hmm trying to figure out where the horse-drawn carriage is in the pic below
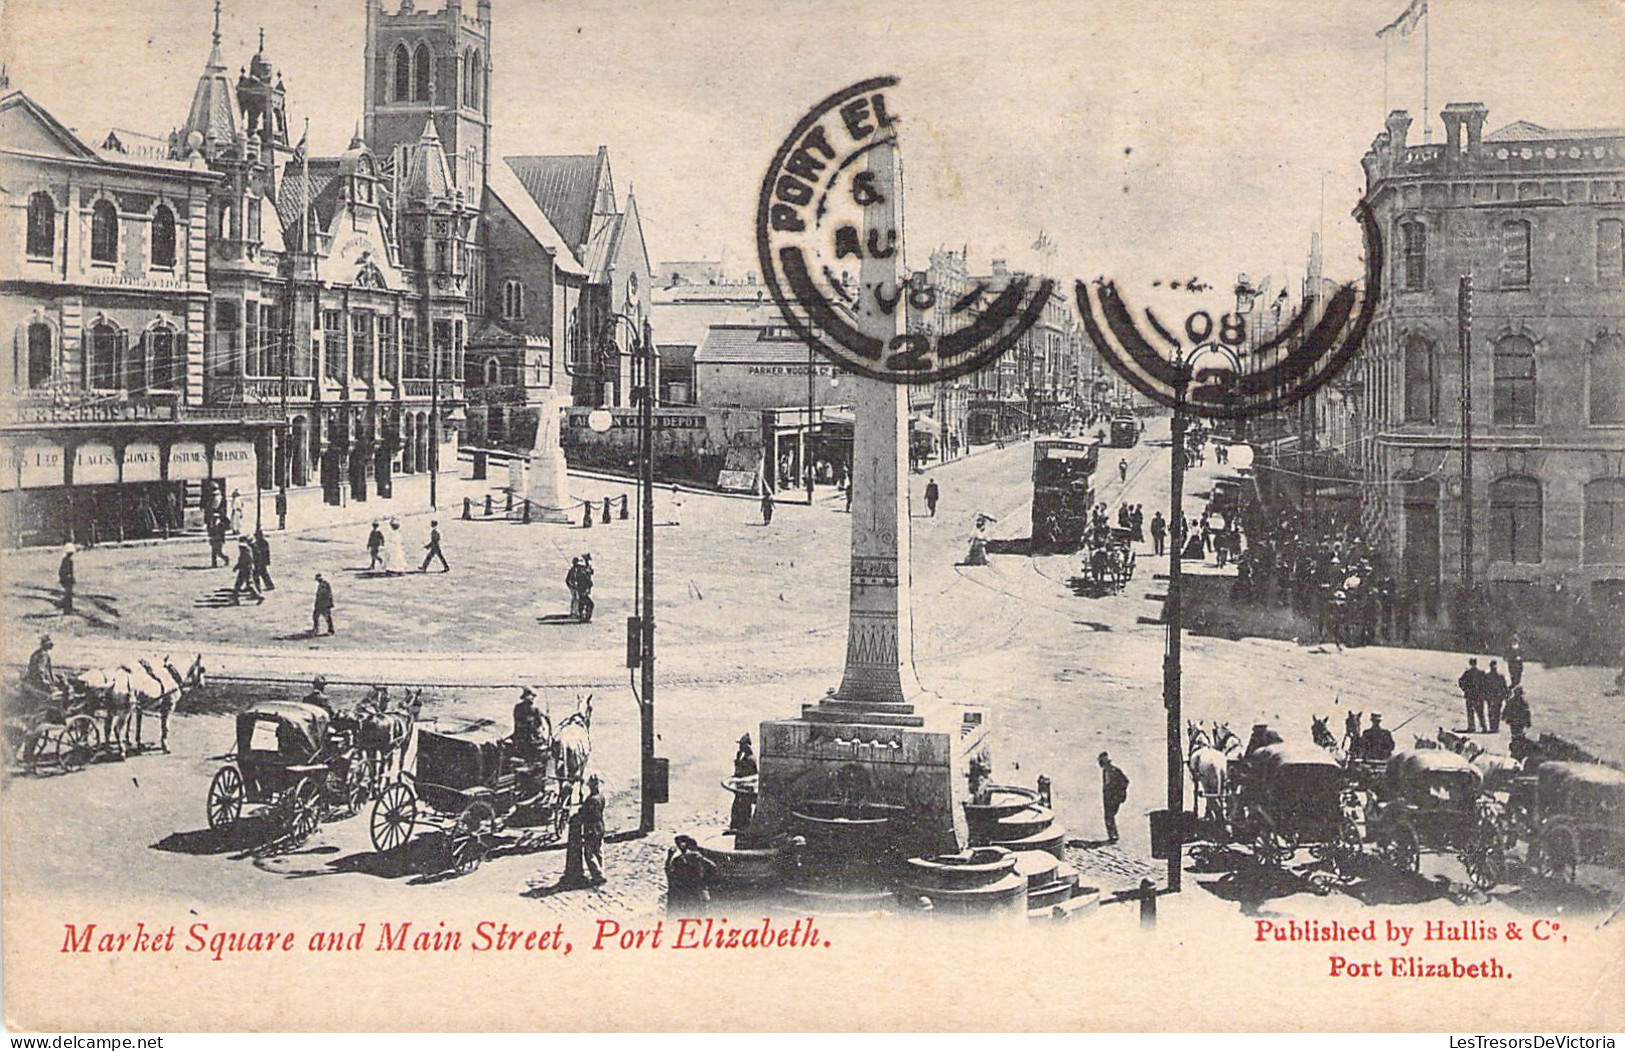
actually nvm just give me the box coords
[1083,528,1136,594]
[1509,761,1625,883]
[1359,750,1506,889]
[368,701,590,874]
[205,701,367,844]
[5,682,101,775]
[1198,742,1361,871]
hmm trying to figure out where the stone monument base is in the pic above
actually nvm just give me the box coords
[747,696,989,865]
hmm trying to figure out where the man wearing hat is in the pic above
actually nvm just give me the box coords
[1358,713,1395,761]
[728,733,759,834]
[579,774,606,884]
[302,676,333,714]
[512,687,543,761]
[231,537,262,603]
[1098,751,1129,843]
[24,635,63,703]
[58,544,76,613]
[665,835,718,915]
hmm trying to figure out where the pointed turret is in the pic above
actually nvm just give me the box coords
[177,0,239,158]
[399,117,453,203]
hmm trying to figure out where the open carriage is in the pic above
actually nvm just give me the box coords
[368,718,574,874]
[1212,743,1361,871]
[1361,750,1505,889]
[205,701,366,843]
[1510,761,1625,883]
[6,682,101,776]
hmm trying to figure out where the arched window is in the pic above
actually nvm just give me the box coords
[125,327,147,393]
[1501,219,1532,288]
[502,278,523,319]
[484,357,500,385]
[1403,334,1435,422]
[468,51,482,109]
[27,193,55,258]
[1591,335,1625,425]
[90,199,119,264]
[151,205,177,269]
[1401,220,1426,291]
[1493,335,1537,425]
[148,325,178,390]
[89,321,121,389]
[413,43,431,102]
[1489,475,1542,564]
[1583,478,1625,564]
[26,323,53,388]
[393,43,412,102]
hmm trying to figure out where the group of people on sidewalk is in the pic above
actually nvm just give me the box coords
[1456,643,1533,738]
[364,518,450,576]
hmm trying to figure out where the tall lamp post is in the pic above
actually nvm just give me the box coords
[602,312,662,834]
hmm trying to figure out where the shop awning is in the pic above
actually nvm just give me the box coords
[910,416,941,435]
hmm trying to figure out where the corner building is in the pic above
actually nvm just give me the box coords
[1354,104,1625,630]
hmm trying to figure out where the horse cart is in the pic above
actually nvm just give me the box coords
[1361,750,1506,889]
[1510,761,1625,883]
[1083,528,1136,595]
[205,701,367,844]
[368,718,575,874]
[1206,743,1361,871]
[6,683,101,775]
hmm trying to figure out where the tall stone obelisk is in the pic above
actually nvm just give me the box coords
[520,392,573,522]
[752,133,975,859]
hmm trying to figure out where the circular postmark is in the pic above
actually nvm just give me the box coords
[1076,200,1384,420]
[757,77,1053,385]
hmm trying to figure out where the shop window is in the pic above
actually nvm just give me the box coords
[1493,335,1537,425]
[1489,475,1543,564]
[151,205,177,269]
[90,199,119,264]
[1583,478,1625,564]
[27,193,55,258]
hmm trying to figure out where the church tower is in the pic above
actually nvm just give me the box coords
[363,0,491,203]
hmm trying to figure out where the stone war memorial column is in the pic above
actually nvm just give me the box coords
[752,120,979,862]
[520,392,573,523]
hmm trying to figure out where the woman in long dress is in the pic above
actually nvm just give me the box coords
[229,489,244,535]
[383,517,407,576]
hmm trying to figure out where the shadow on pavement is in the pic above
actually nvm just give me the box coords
[152,816,280,857]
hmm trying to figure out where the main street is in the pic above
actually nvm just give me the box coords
[3,426,1619,919]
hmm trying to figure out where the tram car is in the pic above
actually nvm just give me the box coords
[1030,438,1098,553]
[1109,413,1141,448]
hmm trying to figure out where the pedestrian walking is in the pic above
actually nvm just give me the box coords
[1458,657,1486,733]
[382,517,406,575]
[274,489,288,531]
[229,488,244,535]
[232,537,263,603]
[1131,504,1144,544]
[58,544,76,613]
[419,520,450,572]
[1099,751,1129,843]
[577,554,595,623]
[925,478,940,517]
[311,572,335,635]
[1507,639,1525,688]
[572,774,605,885]
[208,513,228,568]
[1118,458,1128,483]
[366,521,385,571]
[251,529,275,592]
[665,834,718,916]
[1150,511,1167,556]
[761,487,774,526]
[1484,659,1509,733]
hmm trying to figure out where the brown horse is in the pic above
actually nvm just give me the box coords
[345,686,422,794]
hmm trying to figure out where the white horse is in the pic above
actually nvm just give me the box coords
[1186,720,1235,821]
[552,694,593,801]
[76,654,205,754]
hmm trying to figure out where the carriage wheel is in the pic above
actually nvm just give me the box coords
[1251,812,1287,868]
[370,782,417,853]
[23,726,53,775]
[207,766,244,829]
[1329,809,1364,876]
[1461,817,1506,890]
[1537,826,1579,883]
[450,800,497,875]
[343,762,369,816]
[286,777,322,844]
[1385,820,1421,874]
[58,715,99,773]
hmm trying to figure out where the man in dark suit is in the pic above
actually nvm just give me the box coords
[312,573,335,635]
[207,514,228,568]
[58,545,76,613]
[251,530,275,592]
[1458,658,1486,733]
[231,538,262,603]
[579,774,606,884]
[1099,751,1130,843]
[420,519,450,573]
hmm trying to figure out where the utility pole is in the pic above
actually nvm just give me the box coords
[1458,275,1474,643]
[638,317,658,834]
[429,316,439,510]
[806,341,816,504]
[1163,397,1187,894]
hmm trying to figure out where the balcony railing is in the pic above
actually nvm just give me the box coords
[400,380,460,400]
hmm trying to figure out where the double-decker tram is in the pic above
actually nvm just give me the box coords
[1031,438,1099,552]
